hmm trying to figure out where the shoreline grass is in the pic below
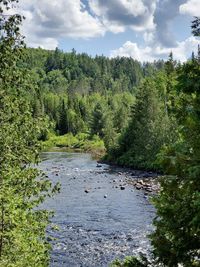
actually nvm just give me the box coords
[42,133,106,159]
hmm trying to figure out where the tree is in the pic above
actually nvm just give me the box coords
[111,255,149,267]
[150,21,200,267]
[45,69,68,94]
[57,99,69,135]
[0,1,58,266]
[111,77,173,170]
[45,47,63,72]
[191,17,200,36]
[102,112,118,153]
[90,102,106,138]
[164,52,177,114]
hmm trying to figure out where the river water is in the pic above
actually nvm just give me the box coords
[39,152,155,267]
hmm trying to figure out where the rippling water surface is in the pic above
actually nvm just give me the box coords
[39,152,155,267]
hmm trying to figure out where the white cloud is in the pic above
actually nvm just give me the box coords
[180,0,200,16]
[4,0,157,49]
[18,0,105,49]
[89,0,147,17]
[170,36,199,61]
[16,0,158,49]
[119,0,147,17]
[5,0,196,58]
[143,32,155,43]
[153,0,187,48]
[110,36,199,62]
[25,36,59,50]
[110,41,154,61]
[89,0,156,32]
[101,19,125,34]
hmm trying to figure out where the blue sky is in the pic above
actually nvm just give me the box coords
[18,0,200,61]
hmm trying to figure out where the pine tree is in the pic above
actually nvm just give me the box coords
[191,16,200,37]
[164,52,177,114]
[57,99,68,135]
[90,102,106,138]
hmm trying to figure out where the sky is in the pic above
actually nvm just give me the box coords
[15,0,200,62]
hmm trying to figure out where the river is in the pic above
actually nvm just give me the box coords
[39,152,155,267]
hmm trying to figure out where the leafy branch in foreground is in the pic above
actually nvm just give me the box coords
[150,22,200,267]
[0,1,59,266]
[110,255,149,267]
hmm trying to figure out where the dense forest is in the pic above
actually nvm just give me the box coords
[0,0,200,266]
[22,46,165,144]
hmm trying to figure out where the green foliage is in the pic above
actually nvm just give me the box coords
[107,47,200,266]
[151,175,200,267]
[18,44,164,141]
[108,73,177,170]
[110,256,148,267]
[0,1,58,266]
[90,102,107,138]
[43,132,79,149]
[57,99,69,135]
[150,49,200,266]
[43,132,105,156]
[2,2,200,267]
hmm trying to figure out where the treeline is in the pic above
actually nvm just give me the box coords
[20,47,165,142]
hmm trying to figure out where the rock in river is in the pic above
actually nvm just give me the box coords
[84,189,90,193]
[96,164,102,168]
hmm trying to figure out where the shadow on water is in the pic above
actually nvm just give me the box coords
[38,152,155,267]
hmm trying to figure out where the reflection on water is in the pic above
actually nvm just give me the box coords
[39,152,155,267]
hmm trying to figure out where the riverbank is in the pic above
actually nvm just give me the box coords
[42,133,106,159]
[42,134,161,195]
[99,158,161,195]
[105,167,160,196]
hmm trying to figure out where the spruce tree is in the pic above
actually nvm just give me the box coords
[191,17,200,37]
[90,102,106,138]
[57,99,68,135]
[114,77,171,169]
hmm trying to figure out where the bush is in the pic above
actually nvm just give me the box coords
[110,256,148,267]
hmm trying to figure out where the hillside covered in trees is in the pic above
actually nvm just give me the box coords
[22,47,164,140]
[0,0,200,266]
